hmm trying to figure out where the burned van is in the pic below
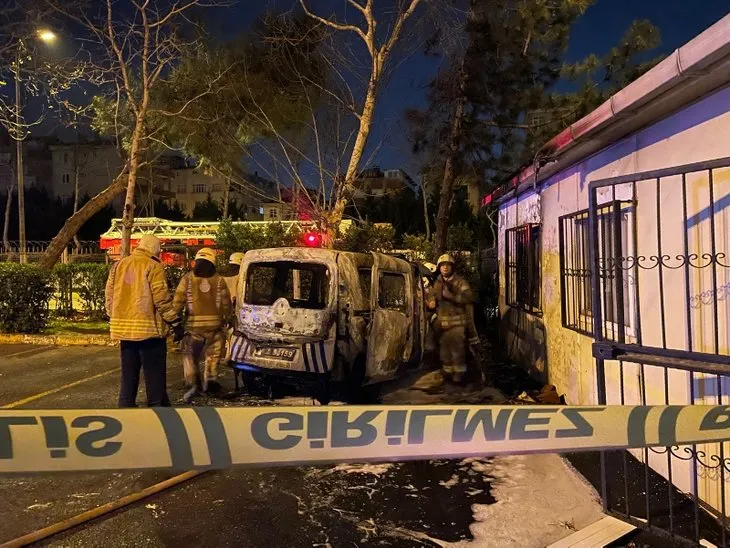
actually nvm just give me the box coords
[228,247,427,403]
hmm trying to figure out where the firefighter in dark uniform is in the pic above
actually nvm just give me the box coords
[427,254,476,383]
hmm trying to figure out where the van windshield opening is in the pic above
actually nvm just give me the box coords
[245,261,330,309]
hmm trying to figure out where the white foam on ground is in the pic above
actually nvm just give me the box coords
[330,463,396,476]
[449,455,603,547]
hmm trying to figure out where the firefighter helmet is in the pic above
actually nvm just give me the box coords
[229,252,244,265]
[195,248,217,263]
[437,253,455,266]
[137,235,162,258]
[423,262,437,273]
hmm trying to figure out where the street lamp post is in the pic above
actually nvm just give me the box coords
[15,44,26,264]
[14,30,56,264]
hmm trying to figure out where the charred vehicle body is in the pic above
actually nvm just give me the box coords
[229,248,427,403]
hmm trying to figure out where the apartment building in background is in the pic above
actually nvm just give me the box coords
[49,140,124,200]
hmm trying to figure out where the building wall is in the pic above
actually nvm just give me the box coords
[172,168,225,216]
[498,84,730,509]
[50,143,123,201]
[172,168,267,219]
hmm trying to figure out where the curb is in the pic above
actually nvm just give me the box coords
[0,333,117,347]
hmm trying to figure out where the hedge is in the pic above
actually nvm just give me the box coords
[0,263,55,333]
[53,263,112,320]
[0,262,190,333]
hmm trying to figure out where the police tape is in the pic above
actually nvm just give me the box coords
[2,404,730,473]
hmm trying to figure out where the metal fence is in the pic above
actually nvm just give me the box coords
[0,241,107,264]
[585,157,730,546]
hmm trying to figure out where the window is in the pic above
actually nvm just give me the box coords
[359,268,372,302]
[245,261,329,309]
[63,152,69,165]
[505,224,541,314]
[268,208,278,219]
[559,202,636,341]
[62,173,70,184]
[192,183,207,193]
[212,183,222,192]
[378,272,406,312]
[177,183,186,193]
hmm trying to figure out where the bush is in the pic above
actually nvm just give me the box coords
[165,265,188,291]
[0,264,55,333]
[53,263,75,318]
[216,218,302,258]
[73,264,111,320]
[335,223,395,252]
[52,263,111,320]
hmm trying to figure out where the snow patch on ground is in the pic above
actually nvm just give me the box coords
[330,463,396,476]
[450,454,603,548]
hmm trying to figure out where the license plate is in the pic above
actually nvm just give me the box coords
[254,346,296,361]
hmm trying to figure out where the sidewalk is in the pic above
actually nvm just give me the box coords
[0,333,115,347]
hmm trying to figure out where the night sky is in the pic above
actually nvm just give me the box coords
[217,0,729,178]
[43,1,730,180]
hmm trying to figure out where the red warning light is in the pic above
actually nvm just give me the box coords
[303,232,322,247]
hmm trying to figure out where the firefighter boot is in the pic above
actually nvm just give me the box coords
[183,385,199,403]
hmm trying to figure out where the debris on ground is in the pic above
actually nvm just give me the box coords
[535,384,564,405]
[411,370,445,392]
[512,391,538,404]
[509,384,565,405]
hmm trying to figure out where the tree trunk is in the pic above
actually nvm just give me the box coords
[3,185,13,251]
[328,67,381,232]
[73,161,81,250]
[39,173,127,270]
[222,175,230,218]
[119,120,144,257]
[433,90,467,257]
[420,175,430,241]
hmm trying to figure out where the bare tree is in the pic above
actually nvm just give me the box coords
[0,2,90,263]
[298,0,426,233]
[2,185,13,252]
[45,0,232,261]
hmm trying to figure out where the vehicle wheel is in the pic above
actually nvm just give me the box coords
[343,356,366,403]
[264,380,282,400]
[315,376,332,405]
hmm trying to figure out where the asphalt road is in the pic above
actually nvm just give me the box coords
[0,344,501,547]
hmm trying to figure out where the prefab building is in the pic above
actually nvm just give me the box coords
[488,14,730,543]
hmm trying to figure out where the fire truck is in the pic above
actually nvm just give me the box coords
[99,217,355,265]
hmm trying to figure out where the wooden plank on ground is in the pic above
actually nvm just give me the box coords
[547,515,636,548]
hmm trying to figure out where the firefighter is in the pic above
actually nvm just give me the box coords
[105,234,184,408]
[224,252,244,305]
[174,248,231,402]
[223,252,244,364]
[427,254,475,383]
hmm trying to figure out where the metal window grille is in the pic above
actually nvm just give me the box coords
[559,201,636,341]
[505,224,541,314]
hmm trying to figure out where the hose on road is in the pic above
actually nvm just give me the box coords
[0,470,203,548]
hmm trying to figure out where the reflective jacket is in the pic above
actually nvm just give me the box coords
[431,274,474,330]
[173,272,231,334]
[223,275,238,304]
[105,248,179,341]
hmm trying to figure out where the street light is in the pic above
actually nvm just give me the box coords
[37,29,57,44]
[15,29,57,263]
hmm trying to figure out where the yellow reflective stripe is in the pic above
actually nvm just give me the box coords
[110,320,159,327]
